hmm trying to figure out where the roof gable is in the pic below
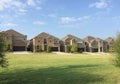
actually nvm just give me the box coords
[5,29,25,37]
[62,34,83,42]
[84,36,95,43]
[33,32,60,40]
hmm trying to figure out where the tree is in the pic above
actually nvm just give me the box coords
[47,45,51,53]
[0,33,8,68]
[113,33,120,67]
[36,45,42,52]
[71,44,77,53]
[65,45,71,53]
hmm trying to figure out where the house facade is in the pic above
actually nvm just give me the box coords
[29,32,60,52]
[1,29,27,51]
[84,36,108,52]
[61,34,86,52]
[105,37,114,52]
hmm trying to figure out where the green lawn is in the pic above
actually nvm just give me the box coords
[0,53,120,84]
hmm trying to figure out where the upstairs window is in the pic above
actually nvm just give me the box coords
[66,40,70,45]
[54,39,59,44]
[38,39,40,42]
[44,38,47,44]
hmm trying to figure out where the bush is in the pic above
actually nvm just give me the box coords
[47,45,51,53]
[65,45,71,53]
[36,45,42,52]
[0,33,8,68]
[78,50,83,53]
[113,33,120,67]
[71,44,77,53]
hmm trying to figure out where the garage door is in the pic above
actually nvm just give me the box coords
[13,46,25,51]
[51,47,58,51]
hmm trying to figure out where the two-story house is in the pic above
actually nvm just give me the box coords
[29,32,60,52]
[84,36,108,52]
[1,29,27,51]
[61,34,86,52]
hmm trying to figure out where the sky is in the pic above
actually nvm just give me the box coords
[0,0,120,40]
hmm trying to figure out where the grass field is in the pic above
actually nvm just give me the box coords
[0,53,120,84]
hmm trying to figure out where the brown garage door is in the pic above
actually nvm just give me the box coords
[13,46,25,51]
[51,47,58,51]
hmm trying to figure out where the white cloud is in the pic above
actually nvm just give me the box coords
[27,0,44,6]
[78,16,91,21]
[0,0,44,15]
[33,21,46,25]
[61,17,77,24]
[48,14,56,18]
[89,0,108,9]
[61,16,91,24]
[0,0,25,11]
[5,23,17,27]
[27,0,36,6]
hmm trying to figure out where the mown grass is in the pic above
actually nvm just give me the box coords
[0,53,120,84]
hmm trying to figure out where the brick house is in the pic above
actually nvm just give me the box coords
[61,34,86,52]
[29,32,60,52]
[84,36,108,52]
[105,37,114,52]
[1,29,27,51]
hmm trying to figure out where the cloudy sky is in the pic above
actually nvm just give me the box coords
[0,0,120,39]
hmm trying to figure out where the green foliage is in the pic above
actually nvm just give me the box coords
[65,45,71,53]
[47,45,51,53]
[78,50,83,53]
[36,45,42,52]
[113,33,120,67]
[71,44,77,53]
[0,33,8,68]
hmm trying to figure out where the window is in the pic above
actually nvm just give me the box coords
[49,39,52,43]
[38,39,40,42]
[54,39,59,44]
[66,40,70,45]
[44,38,47,44]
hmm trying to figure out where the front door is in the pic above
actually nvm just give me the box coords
[44,45,47,51]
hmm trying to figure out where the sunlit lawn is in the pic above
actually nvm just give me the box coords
[0,53,120,84]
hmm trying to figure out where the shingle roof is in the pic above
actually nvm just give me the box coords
[33,32,60,40]
[61,34,83,41]
[4,29,25,37]
[83,36,95,43]
[105,37,114,43]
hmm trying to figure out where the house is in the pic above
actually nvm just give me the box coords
[1,29,27,51]
[84,36,108,52]
[105,37,114,52]
[29,32,60,52]
[61,34,86,52]
[84,36,95,52]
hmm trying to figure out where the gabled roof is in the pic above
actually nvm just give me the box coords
[4,29,25,37]
[83,36,95,43]
[105,37,114,43]
[95,38,103,42]
[32,32,60,40]
[61,34,83,41]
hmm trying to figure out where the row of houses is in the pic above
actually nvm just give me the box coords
[0,29,114,52]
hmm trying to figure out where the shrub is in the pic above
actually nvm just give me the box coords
[65,45,71,53]
[0,33,8,68]
[47,45,51,53]
[36,45,42,52]
[113,33,120,67]
[71,44,77,53]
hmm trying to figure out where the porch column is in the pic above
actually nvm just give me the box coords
[58,46,60,52]
[33,38,36,52]
[65,45,67,52]
[98,42,101,52]
[89,43,92,52]
[84,42,86,52]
